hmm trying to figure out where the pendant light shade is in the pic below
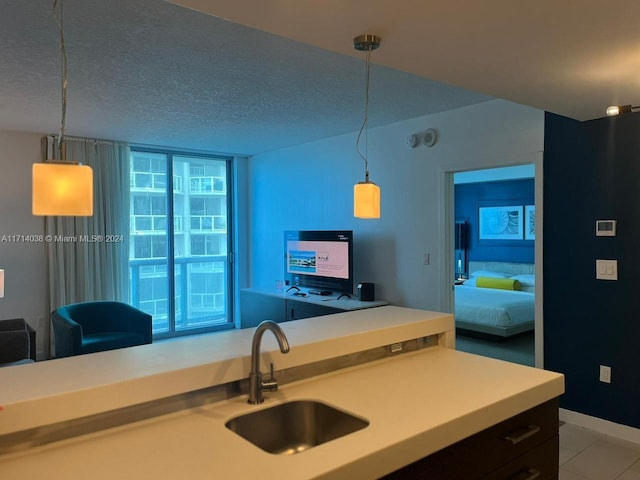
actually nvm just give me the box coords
[353,34,381,219]
[32,0,94,217]
[354,181,380,218]
[33,163,93,216]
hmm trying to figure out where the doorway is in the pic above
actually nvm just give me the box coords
[443,160,543,368]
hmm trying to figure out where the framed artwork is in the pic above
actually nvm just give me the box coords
[525,205,535,240]
[479,205,523,240]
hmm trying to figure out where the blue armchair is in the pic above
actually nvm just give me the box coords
[51,301,152,358]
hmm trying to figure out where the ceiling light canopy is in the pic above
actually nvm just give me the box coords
[353,34,381,219]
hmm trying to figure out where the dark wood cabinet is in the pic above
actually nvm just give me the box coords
[382,398,559,480]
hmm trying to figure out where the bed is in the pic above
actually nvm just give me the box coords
[455,261,535,338]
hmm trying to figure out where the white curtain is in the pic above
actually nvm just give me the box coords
[44,136,130,308]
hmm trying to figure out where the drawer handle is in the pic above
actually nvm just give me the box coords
[504,424,541,445]
[509,468,541,480]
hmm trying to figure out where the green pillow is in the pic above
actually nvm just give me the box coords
[476,276,522,291]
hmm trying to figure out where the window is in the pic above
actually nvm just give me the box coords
[129,149,234,338]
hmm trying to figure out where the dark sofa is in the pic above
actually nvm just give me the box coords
[0,318,36,367]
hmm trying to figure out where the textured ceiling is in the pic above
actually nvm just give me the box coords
[173,0,640,123]
[0,0,491,155]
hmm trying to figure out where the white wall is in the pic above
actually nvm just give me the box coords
[0,99,543,362]
[248,99,544,311]
[233,155,250,327]
[454,164,535,184]
[0,130,49,358]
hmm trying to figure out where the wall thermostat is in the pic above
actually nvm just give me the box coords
[595,220,617,236]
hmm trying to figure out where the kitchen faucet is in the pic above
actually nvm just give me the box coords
[248,320,290,404]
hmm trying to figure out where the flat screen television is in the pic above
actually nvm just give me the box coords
[284,230,353,294]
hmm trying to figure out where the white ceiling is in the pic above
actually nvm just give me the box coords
[0,0,490,155]
[173,0,640,122]
[2,0,638,156]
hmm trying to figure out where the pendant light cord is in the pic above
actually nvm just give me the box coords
[53,0,67,161]
[356,48,371,182]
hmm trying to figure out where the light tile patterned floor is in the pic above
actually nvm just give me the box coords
[560,423,640,480]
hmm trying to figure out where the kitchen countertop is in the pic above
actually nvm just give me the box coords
[0,306,454,435]
[0,346,564,479]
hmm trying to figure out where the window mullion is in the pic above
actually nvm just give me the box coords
[166,154,176,333]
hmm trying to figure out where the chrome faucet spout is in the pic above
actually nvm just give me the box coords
[248,321,290,404]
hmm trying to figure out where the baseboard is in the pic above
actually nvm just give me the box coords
[560,408,640,444]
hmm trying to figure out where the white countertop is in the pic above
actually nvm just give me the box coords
[0,347,564,479]
[0,306,453,435]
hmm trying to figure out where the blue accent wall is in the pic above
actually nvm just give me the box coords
[544,111,640,428]
[455,179,535,264]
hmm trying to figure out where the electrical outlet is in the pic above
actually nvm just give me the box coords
[599,365,611,384]
[423,253,430,265]
[37,316,45,329]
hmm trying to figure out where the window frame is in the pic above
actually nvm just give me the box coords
[129,147,235,339]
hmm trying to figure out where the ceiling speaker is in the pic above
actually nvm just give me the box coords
[423,128,437,148]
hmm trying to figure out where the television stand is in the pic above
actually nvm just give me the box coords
[239,287,388,328]
[308,289,333,296]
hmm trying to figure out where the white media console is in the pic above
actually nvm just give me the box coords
[239,287,388,328]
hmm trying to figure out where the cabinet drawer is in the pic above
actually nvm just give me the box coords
[463,397,559,472]
[483,435,558,480]
[382,398,558,480]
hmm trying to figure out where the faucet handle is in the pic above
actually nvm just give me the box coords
[262,363,279,392]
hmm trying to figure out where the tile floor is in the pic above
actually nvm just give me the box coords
[560,422,640,479]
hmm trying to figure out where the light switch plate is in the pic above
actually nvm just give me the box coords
[596,220,617,236]
[596,259,618,280]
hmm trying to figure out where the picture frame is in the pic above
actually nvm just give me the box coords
[478,205,523,240]
[524,205,535,240]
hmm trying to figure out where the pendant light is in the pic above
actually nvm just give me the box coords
[32,0,93,217]
[353,34,381,219]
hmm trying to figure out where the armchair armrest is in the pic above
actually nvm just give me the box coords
[51,311,83,358]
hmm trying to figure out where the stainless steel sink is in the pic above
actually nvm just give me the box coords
[225,400,369,455]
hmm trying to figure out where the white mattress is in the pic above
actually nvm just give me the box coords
[454,285,535,328]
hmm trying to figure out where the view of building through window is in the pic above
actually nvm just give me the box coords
[129,150,233,337]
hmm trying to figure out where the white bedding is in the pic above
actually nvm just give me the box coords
[454,284,535,329]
